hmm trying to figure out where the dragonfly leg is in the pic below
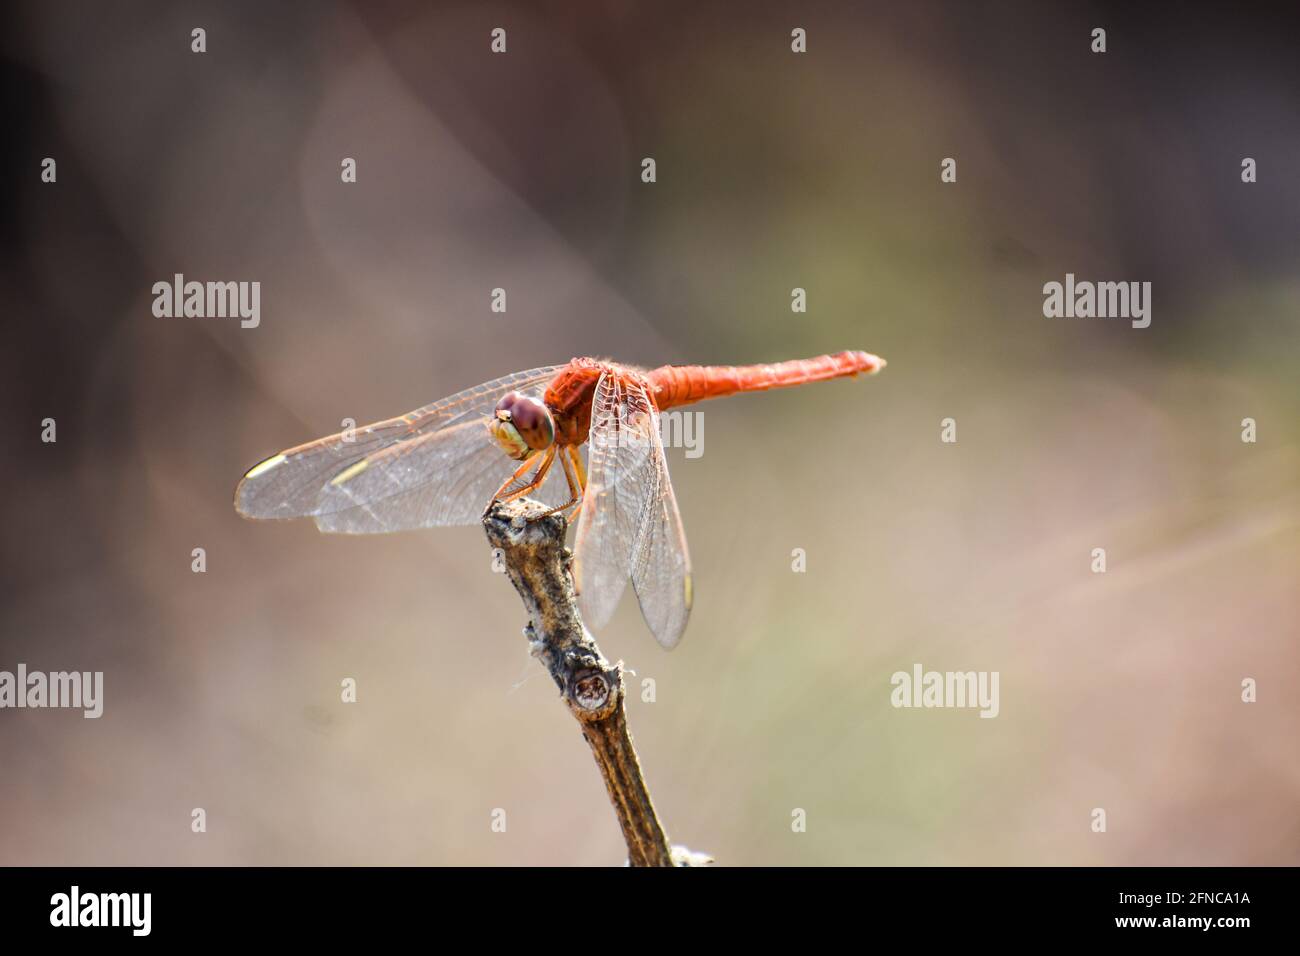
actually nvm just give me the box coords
[492,446,558,511]
[531,445,585,522]
[568,444,586,491]
[565,445,587,523]
[489,452,542,504]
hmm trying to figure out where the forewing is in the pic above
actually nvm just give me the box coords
[312,417,570,533]
[235,365,561,532]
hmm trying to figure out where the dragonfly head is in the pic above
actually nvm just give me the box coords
[489,392,555,460]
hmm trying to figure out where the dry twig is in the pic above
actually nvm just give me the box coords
[483,497,711,867]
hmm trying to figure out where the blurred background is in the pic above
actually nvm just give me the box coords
[2,0,1297,865]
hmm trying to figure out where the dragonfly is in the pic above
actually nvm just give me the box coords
[235,350,886,649]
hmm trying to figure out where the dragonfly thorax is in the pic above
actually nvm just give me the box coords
[489,391,555,460]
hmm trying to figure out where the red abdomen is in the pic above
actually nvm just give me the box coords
[648,350,885,410]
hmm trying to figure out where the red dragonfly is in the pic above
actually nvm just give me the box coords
[236,350,885,649]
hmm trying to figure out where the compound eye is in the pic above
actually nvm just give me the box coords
[494,392,555,451]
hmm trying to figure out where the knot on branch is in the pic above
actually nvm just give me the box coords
[570,664,627,722]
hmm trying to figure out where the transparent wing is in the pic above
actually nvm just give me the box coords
[628,418,693,650]
[235,365,562,532]
[572,374,649,628]
[573,374,693,649]
[312,415,573,533]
